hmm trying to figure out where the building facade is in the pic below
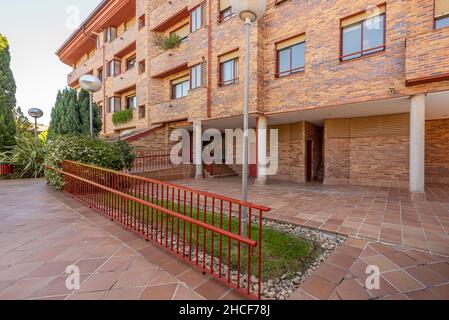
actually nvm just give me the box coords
[57,0,449,198]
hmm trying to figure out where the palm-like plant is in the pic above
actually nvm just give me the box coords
[153,32,182,50]
[0,134,47,179]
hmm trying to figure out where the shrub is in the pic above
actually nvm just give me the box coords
[153,32,182,50]
[45,135,135,189]
[112,109,133,126]
[0,134,46,179]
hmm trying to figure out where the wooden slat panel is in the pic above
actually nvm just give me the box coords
[326,119,350,138]
[277,34,305,50]
[350,113,409,137]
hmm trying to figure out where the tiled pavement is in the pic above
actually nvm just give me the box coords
[0,179,241,300]
[1,178,449,300]
[172,178,449,256]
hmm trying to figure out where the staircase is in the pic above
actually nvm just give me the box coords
[204,164,238,179]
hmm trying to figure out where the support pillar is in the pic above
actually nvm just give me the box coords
[409,94,426,201]
[255,116,268,185]
[193,120,203,179]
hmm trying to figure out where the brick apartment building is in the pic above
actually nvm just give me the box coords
[56,0,449,199]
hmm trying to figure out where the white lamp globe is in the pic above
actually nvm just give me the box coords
[230,0,267,22]
[79,74,102,93]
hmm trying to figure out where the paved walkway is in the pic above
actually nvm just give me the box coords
[0,179,240,300]
[173,178,449,256]
[172,177,449,299]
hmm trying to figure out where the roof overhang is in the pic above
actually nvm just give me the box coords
[56,0,136,66]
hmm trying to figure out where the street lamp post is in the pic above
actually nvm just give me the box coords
[230,0,267,235]
[79,75,102,138]
[28,108,44,141]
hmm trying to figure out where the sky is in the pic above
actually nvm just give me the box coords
[0,0,102,124]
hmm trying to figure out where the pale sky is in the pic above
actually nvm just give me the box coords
[0,0,102,124]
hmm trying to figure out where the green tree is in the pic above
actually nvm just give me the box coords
[48,88,102,138]
[0,33,17,150]
[13,106,31,135]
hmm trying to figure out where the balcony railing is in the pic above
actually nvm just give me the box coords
[129,149,175,173]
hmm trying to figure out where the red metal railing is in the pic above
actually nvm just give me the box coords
[0,164,13,175]
[129,149,174,173]
[46,160,271,299]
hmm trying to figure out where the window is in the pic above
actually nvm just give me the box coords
[125,95,137,110]
[340,6,386,61]
[107,60,121,77]
[98,104,103,118]
[138,105,146,119]
[435,0,449,29]
[191,6,202,32]
[219,51,239,86]
[190,64,202,89]
[171,24,190,43]
[219,0,234,23]
[108,97,121,113]
[138,14,146,30]
[138,60,146,74]
[97,67,103,82]
[276,35,305,77]
[103,26,117,43]
[171,75,190,99]
[126,55,136,71]
[96,36,101,50]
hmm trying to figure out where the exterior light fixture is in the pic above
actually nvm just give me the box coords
[79,74,102,138]
[28,108,44,141]
[230,0,267,235]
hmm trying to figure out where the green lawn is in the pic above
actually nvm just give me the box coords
[99,191,321,281]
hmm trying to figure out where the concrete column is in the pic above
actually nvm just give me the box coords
[409,94,426,200]
[193,120,203,179]
[255,116,268,185]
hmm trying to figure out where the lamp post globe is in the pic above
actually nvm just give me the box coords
[79,74,102,138]
[230,0,267,22]
[28,108,44,141]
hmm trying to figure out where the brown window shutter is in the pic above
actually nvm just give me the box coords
[201,61,207,86]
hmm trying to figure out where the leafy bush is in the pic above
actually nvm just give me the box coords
[153,32,182,50]
[45,135,135,189]
[112,109,133,126]
[0,135,46,179]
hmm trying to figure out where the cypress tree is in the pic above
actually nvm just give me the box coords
[0,33,17,150]
[48,87,102,137]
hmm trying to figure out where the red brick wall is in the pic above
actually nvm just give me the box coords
[425,119,449,184]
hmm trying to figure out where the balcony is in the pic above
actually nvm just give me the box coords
[67,50,102,87]
[151,30,207,77]
[150,87,207,124]
[112,67,137,93]
[106,24,137,58]
[150,0,188,31]
[406,28,449,86]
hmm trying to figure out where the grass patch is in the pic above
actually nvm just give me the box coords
[100,192,321,281]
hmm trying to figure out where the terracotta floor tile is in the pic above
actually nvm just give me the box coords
[288,289,316,300]
[140,284,178,300]
[68,291,105,300]
[314,262,346,285]
[0,277,55,300]
[97,256,136,273]
[76,258,108,274]
[431,283,449,299]
[176,268,210,288]
[406,289,443,300]
[23,261,74,279]
[405,265,447,286]
[334,279,371,300]
[173,283,205,300]
[113,269,157,289]
[362,255,398,273]
[195,278,231,300]
[102,287,145,300]
[427,262,449,278]
[77,272,123,293]
[383,270,425,293]
[364,275,399,298]
[326,253,356,270]
[299,275,336,300]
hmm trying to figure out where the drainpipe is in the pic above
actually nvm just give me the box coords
[206,0,212,118]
